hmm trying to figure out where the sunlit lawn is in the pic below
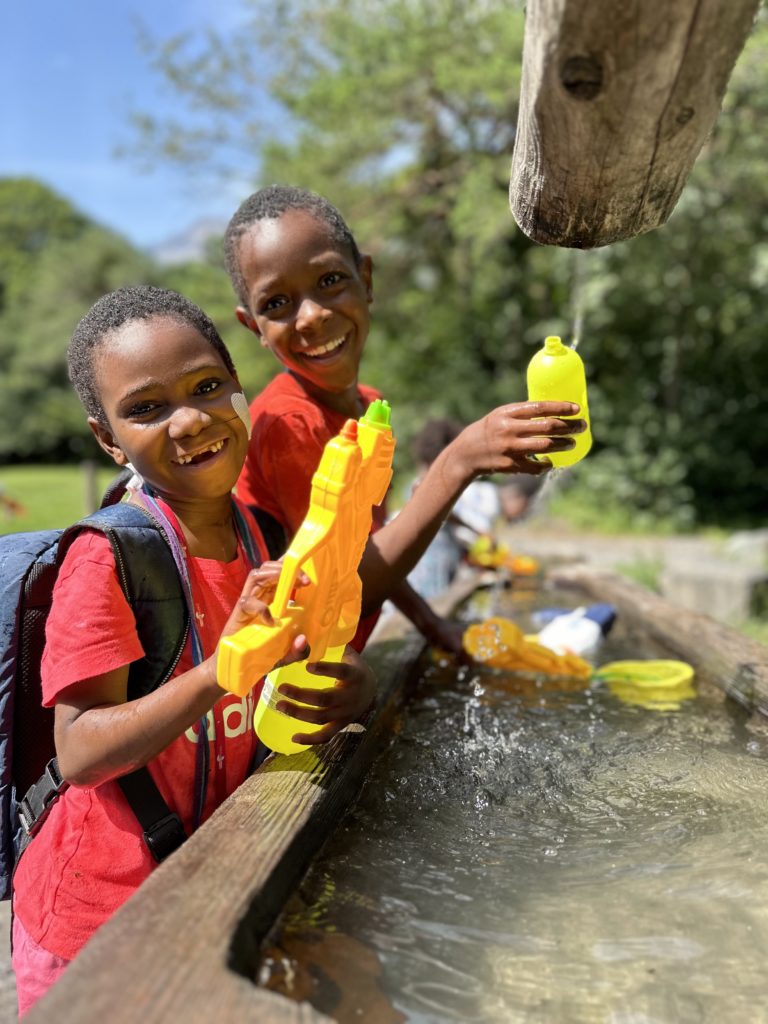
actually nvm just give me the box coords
[0,463,118,534]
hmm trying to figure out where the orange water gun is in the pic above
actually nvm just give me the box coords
[217,399,395,752]
[463,617,592,679]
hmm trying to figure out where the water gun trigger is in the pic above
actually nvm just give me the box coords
[216,615,299,698]
[217,399,395,709]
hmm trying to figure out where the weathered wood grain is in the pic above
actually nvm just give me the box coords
[27,566,766,1021]
[510,0,761,247]
[25,635,425,1024]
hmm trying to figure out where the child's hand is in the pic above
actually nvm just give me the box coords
[454,401,586,477]
[274,647,377,746]
[421,616,466,658]
[219,562,310,666]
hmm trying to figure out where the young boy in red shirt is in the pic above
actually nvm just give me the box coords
[224,186,584,650]
[11,285,374,1016]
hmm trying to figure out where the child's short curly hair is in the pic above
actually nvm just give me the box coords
[68,285,237,425]
[411,417,466,466]
[223,185,362,310]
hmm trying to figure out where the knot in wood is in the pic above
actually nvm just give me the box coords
[560,55,603,100]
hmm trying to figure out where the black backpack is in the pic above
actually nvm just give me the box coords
[0,476,288,900]
[1,484,192,899]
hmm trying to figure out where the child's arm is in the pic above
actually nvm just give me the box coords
[360,400,583,613]
[387,579,465,654]
[53,563,307,787]
[273,646,376,747]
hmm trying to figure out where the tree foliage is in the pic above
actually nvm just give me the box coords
[0,180,273,462]
[0,178,89,315]
[0,196,161,459]
[4,3,767,530]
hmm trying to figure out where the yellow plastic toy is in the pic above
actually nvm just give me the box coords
[462,618,696,708]
[467,537,540,576]
[527,335,592,467]
[217,399,395,753]
[462,616,592,680]
[594,659,696,711]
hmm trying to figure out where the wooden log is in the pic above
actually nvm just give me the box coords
[510,0,761,247]
[550,564,768,716]
[25,638,421,1023]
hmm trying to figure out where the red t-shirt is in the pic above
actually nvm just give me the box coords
[236,371,387,649]
[13,500,266,961]
[237,371,386,536]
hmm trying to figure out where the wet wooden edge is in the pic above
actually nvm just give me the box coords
[31,567,765,1021]
[551,564,768,716]
[27,574,481,1024]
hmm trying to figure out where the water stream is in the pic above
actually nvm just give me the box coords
[257,586,768,1023]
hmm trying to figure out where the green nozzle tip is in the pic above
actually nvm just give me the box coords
[362,398,391,427]
[544,335,565,353]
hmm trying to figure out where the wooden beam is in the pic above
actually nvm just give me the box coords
[25,637,426,1023]
[510,0,761,247]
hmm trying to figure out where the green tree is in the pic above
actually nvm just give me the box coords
[127,2,768,527]
[0,178,89,315]
[0,205,159,461]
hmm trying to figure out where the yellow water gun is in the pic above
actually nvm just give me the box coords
[217,399,395,753]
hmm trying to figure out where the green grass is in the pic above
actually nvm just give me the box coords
[0,463,118,534]
[614,557,664,593]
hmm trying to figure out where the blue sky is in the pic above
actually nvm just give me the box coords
[1,0,266,250]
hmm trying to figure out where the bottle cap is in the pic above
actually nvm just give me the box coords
[544,335,566,354]
[361,398,392,428]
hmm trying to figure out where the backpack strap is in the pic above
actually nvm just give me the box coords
[19,502,189,862]
[73,502,189,860]
[246,506,287,561]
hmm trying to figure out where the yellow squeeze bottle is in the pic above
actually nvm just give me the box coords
[526,335,592,467]
[217,400,395,754]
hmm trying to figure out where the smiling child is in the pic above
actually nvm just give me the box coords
[224,186,584,648]
[11,285,375,1016]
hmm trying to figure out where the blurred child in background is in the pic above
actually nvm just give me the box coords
[407,418,543,599]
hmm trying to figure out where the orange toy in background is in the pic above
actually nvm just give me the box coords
[467,537,540,576]
[462,617,592,680]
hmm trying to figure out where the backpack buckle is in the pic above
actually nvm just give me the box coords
[143,813,186,863]
[19,759,67,837]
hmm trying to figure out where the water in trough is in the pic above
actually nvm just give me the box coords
[258,584,768,1023]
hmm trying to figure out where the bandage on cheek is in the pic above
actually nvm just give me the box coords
[231,392,252,440]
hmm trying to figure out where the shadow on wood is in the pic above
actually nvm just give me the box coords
[24,569,768,1020]
[25,574,480,1024]
[510,0,761,247]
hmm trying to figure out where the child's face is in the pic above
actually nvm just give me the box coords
[234,209,373,395]
[89,316,249,504]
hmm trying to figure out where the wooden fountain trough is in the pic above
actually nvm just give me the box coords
[27,568,768,1023]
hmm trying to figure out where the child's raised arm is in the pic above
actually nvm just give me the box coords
[359,399,584,613]
[53,563,308,787]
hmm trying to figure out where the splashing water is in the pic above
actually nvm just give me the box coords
[570,249,590,351]
[257,589,768,1023]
